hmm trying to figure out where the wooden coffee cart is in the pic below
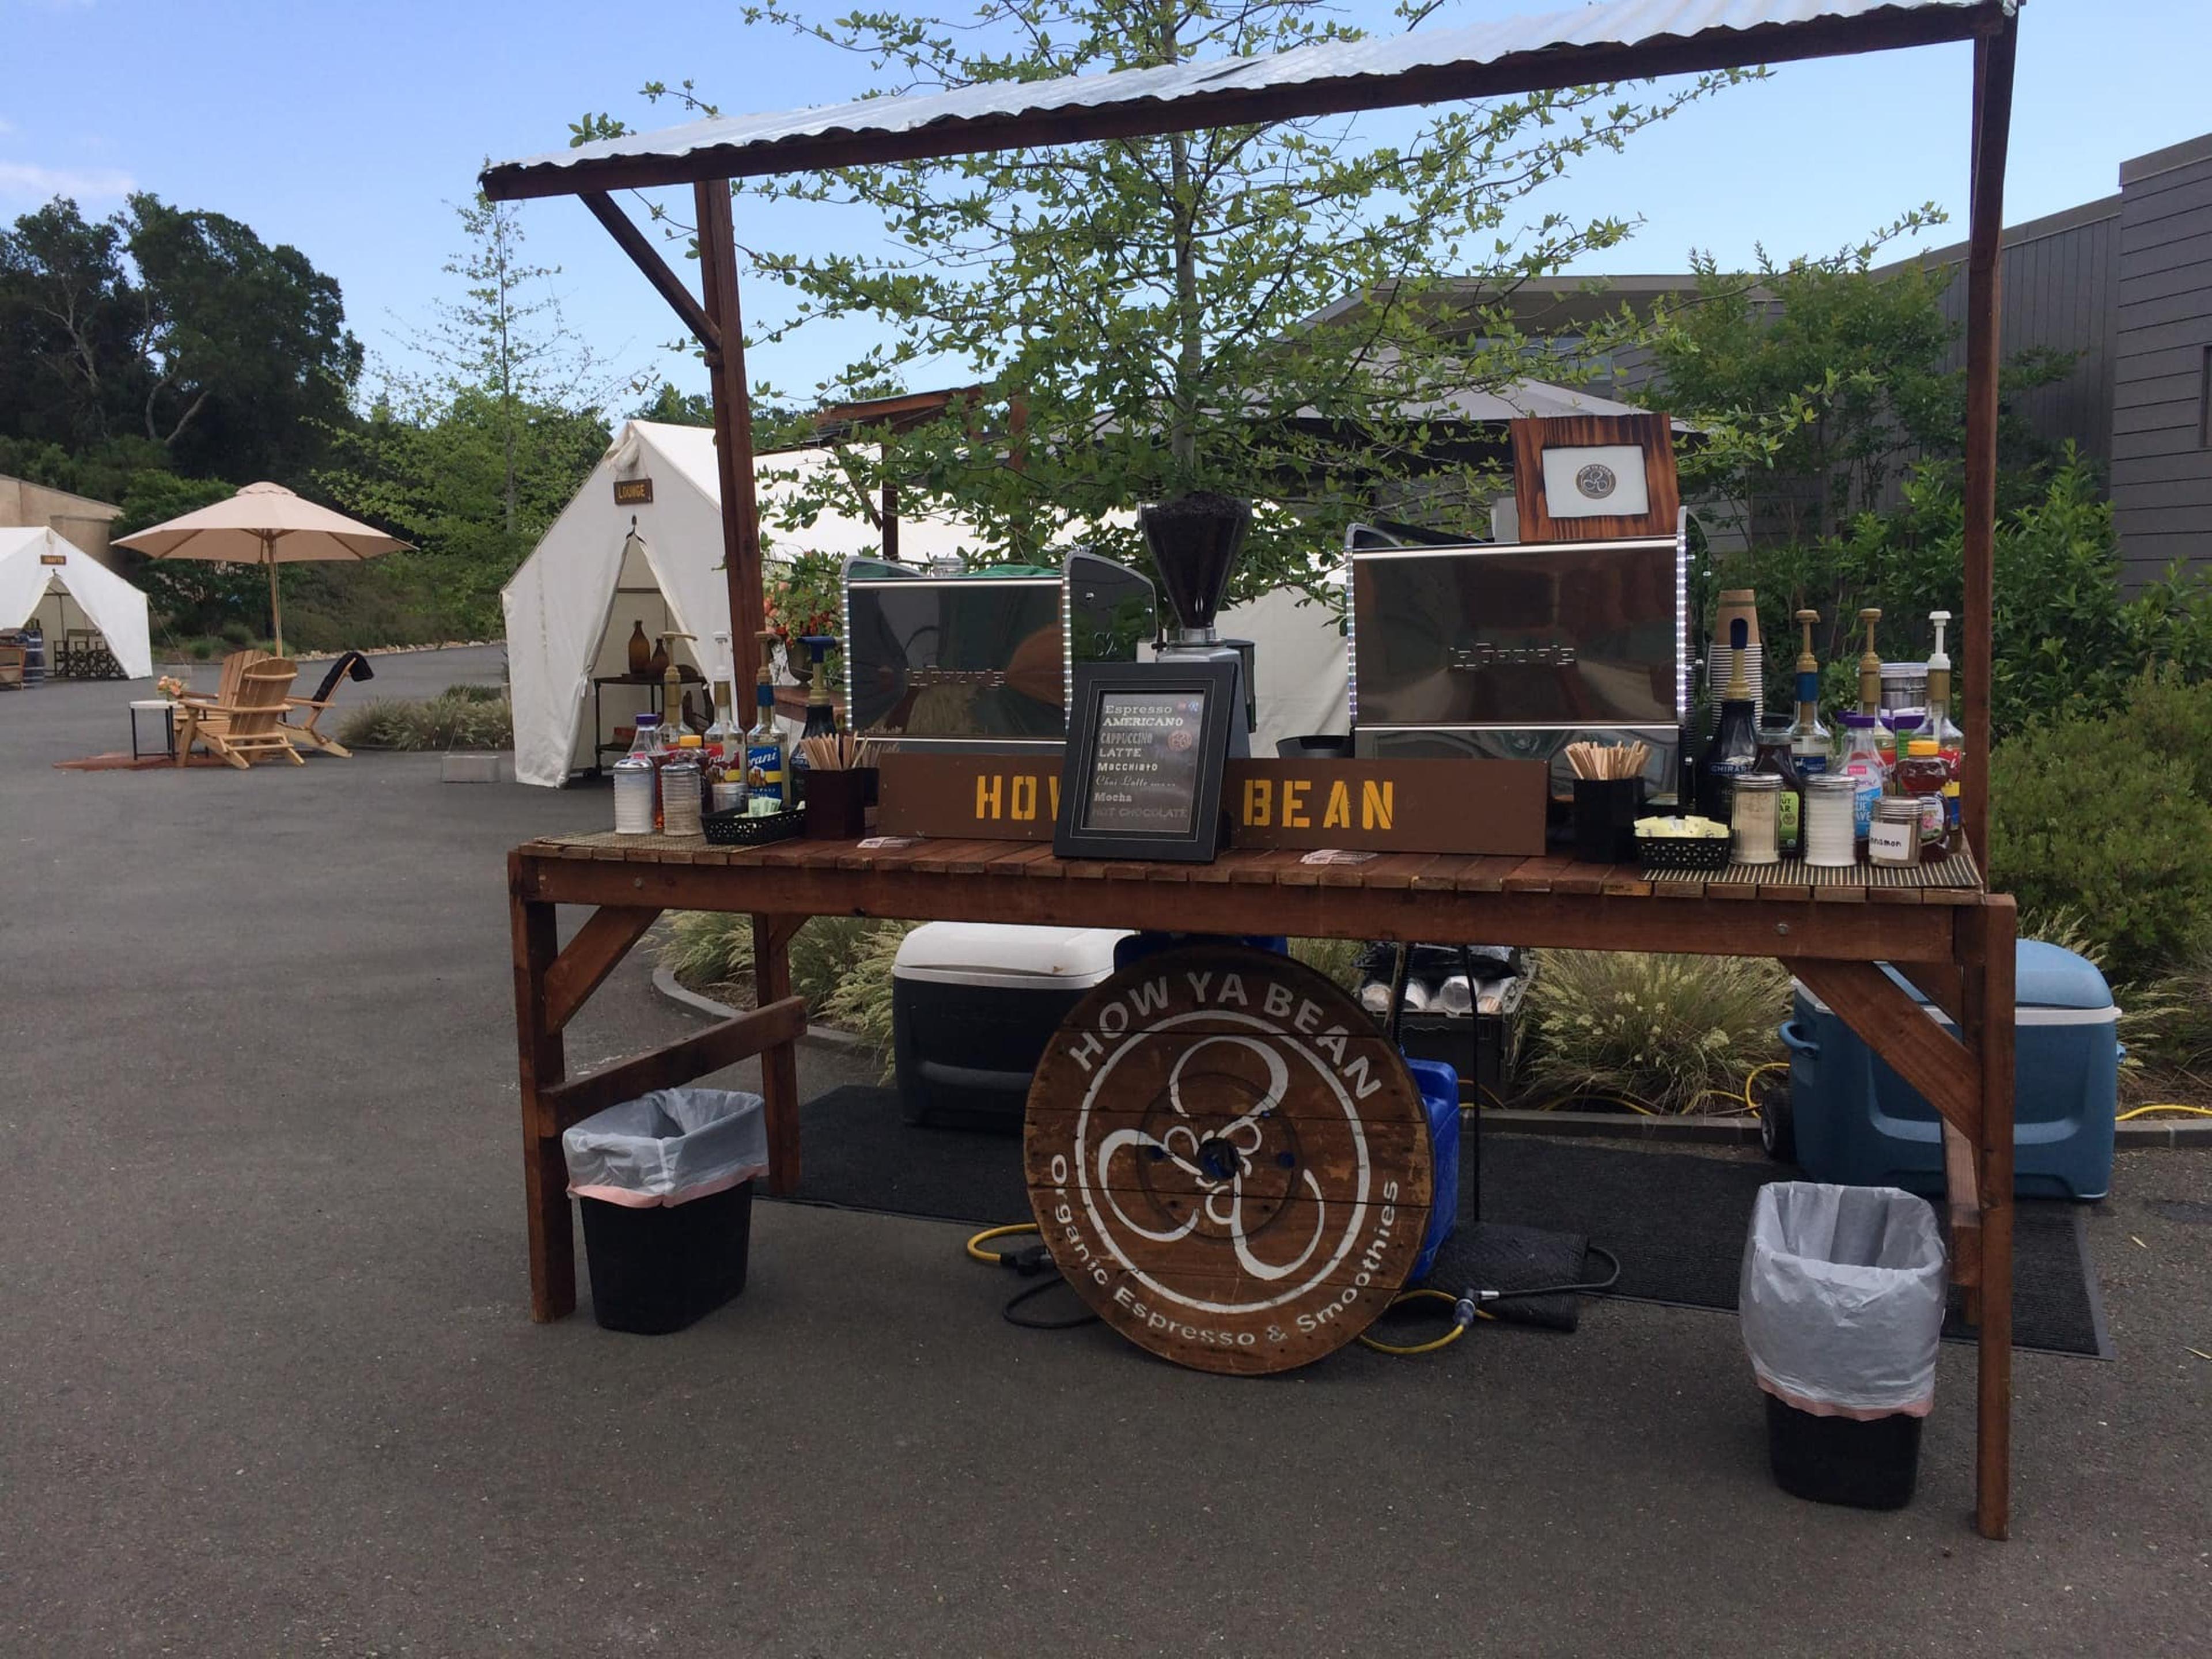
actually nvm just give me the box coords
[484,0,2029,1539]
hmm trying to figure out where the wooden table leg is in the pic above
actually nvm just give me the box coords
[510,853,574,1321]
[754,914,802,1195]
[1966,896,2017,1539]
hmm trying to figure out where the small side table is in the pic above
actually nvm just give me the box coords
[130,699,179,761]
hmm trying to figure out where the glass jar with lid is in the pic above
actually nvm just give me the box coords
[1730,772,1783,866]
[1868,796,1925,868]
[1894,738,1954,858]
[612,715,658,835]
[662,737,706,836]
[1802,775,1859,868]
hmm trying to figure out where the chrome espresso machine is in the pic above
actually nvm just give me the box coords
[1346,512,1690,802]
[840,548,1157,752]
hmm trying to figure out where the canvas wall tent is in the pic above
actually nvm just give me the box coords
[505,420,993,786]
[507,418,1354,784]
[0,526,153,680]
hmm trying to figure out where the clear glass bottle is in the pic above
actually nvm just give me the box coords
[612,716,658,835]
[744,630,787,812]
[1838,712,1886,849]
[703,665,743,815]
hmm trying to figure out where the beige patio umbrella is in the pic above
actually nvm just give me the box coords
[116,482,411,656]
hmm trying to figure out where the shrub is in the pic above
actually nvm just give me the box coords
[819,922,920,1076]
[440,682,506,704]
[2122,668,2212,805]
[1989,716,2212,982]
[1289,937,1364,992]
[335,692,514,751]
[218,618,256,647]
[1523,950,1790,1113]
[660,912,911,1018]
[2136,936,2212,1083]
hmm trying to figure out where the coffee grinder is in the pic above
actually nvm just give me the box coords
[1140,492,1255,757]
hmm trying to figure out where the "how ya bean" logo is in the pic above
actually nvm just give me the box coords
[1023,946,1433,1373]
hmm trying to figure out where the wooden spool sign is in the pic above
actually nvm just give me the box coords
[1024,946,1432,1374]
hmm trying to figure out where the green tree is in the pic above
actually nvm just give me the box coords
[1642,240,2079,698]
[320,386,611,639]
[586,0,1741,601]
[320,193,628,636]
[0,194,362,483]
[632,380,714,425]
[124,195,363,479]
[404,192,621,532]
[0,198,149,449]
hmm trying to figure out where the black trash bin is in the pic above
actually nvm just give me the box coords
[563,1088,768,1335]
[1739,1183,1946,1510]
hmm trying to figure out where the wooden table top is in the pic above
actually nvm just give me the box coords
[517,830,1986,908]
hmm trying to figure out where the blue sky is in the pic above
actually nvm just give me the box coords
[5,0,2208,412]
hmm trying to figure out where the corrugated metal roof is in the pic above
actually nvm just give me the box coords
[483,0,2010,198]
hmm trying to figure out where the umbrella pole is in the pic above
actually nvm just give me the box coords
[267,539,284,656]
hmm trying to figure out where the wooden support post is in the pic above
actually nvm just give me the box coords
[509,853,574,1322]
[755,914,803,1193]
[1960,16,2017,866]
[544,905,662,1034]
[1789,959,1980,1143]
[695,177,768,698]
[541,996,809,1132]
[1963,894,2017,1541]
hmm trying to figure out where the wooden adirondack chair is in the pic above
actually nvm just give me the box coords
[281,650,374,757]
[173,649,268,739]
[177,658,304,769]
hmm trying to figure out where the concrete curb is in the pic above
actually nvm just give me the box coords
[1483,1107,1762,1143]
[649,966,877,1055]
[2115,1118,2212,1147]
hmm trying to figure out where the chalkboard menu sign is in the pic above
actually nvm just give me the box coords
[1056,661,1238,861]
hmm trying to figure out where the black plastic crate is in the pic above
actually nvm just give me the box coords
[578,1181,754,1335]
[1391,975,1529,1109]
[1764,1395,1923,1509]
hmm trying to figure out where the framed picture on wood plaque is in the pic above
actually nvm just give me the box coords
[1510,412,1680,541]
[1055,659,1239,862]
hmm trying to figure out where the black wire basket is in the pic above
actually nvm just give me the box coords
[1636,831,1732,873]
[702,806,805,847]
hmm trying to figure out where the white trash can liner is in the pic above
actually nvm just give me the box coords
[562,1089,768,1209]
[1740,1181,1947,1419]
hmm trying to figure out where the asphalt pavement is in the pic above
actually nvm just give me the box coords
[1,650,2207,1656]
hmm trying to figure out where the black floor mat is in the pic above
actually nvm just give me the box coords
[776,1085,2109,1358]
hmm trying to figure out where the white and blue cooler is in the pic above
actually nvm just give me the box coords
[1779,940,2119,1200]
[892,923,1130,1126]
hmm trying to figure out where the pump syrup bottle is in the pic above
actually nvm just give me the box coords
[744,630,787,811]
[1923,609,1964,834]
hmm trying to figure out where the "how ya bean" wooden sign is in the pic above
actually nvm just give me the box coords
[873,752,1543,855]
[1024,945,1433,1373]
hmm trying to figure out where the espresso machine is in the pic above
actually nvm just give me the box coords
[1345,513,1690,800]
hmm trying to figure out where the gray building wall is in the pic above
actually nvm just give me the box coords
[2110,134,2212,585]
[1929,195,2122,465]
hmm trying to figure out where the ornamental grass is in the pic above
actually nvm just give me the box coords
[1522,950,1790,1115]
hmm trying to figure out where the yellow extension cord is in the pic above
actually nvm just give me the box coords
[968,1066,2205,1357]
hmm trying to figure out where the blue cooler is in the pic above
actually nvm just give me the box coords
[1402,1058,1462,1279]
[1779,941,2118,1200]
